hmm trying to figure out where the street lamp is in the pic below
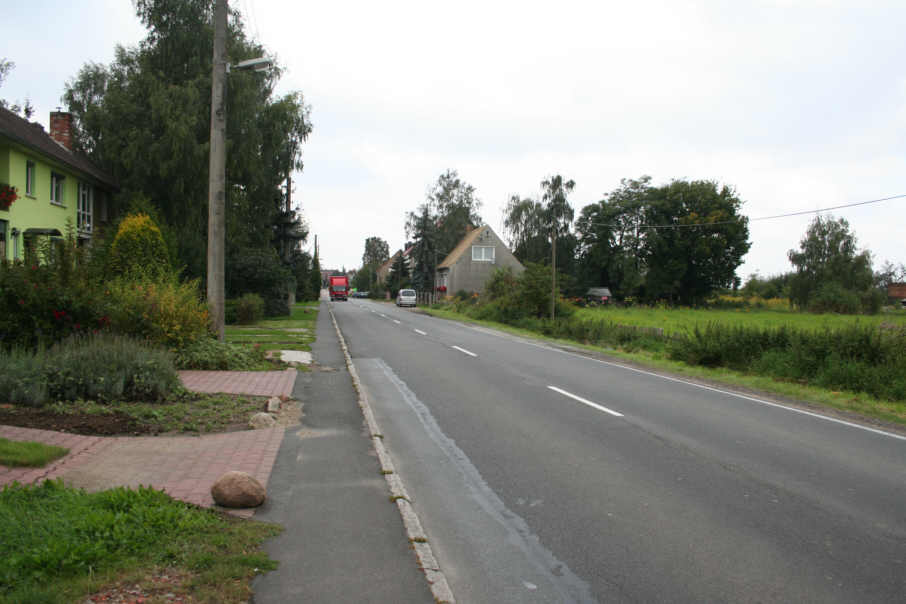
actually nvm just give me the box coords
[207,0,272,340]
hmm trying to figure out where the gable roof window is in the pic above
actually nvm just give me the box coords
[472,245,495,262]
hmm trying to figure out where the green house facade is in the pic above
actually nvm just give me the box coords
[0,107,116,262]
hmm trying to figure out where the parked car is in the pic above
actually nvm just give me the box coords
[352,291,370,298]
[396,289,417,307]
[585,287,612,306]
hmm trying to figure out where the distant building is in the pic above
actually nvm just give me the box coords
[888,282,906,304]
[435,225,524,295]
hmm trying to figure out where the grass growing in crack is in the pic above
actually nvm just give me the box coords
[0,438,69,467]
[0,480,281,603]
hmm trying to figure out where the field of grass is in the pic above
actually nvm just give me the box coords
[574,305,906,335]
[0,480,280,603]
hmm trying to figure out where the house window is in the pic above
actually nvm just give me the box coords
[472,245,495,262]
[25,161,36,196]
[78,183,93,233]
[50,172,65,205]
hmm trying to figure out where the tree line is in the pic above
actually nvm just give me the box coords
[356,171,901,314]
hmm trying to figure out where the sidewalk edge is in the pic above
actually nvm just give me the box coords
[329,303,456,604]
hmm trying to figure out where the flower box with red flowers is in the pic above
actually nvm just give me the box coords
[436,285,447,292]
[0,183,18,210]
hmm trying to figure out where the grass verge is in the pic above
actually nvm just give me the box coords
[0,480,280,603]
[0,438,68,467]
[421,307,906,428]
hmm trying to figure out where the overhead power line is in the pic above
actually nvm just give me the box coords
[579,193,906,230]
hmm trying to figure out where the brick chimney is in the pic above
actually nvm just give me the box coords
[49,111,74,151]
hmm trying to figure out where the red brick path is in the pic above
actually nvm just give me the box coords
[178,369,297,397]
[0,369,296,516]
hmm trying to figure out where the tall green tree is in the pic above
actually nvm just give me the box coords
[502,195,549,264]
[409,204,437,292]
[362,236,390,268]
[62,0,312,281]
[787,215,875,312]
[575,176,650,298]
[309,246,322,297]
[643,180,750,305]
[388,252,410,294]
[407,170,482,261]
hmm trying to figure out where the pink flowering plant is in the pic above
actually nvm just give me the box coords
[0,183,17,210]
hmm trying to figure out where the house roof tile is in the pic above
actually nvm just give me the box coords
[438,225,487,269]
[0,106,117,188]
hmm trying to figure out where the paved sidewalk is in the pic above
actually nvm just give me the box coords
[1,370,295,518]
[178,368,296,397]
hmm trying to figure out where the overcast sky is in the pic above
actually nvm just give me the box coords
[5,0,905,280]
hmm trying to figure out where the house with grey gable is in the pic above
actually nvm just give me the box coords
[435,225,524,296]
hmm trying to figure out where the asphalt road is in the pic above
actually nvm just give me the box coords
[332,299,905,603]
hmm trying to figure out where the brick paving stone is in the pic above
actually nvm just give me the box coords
[178,369,296,397]
[1,424,285,517]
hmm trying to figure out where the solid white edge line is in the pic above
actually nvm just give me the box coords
[452,345,478,357]
[414,329,427,335]
[522,340,906,442]
[548,385,624,417]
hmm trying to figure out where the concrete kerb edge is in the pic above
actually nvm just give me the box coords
[328,303,456,604]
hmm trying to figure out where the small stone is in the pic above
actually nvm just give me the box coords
[211,471,266,508]
[249,412,277,429]
[266,396,281,413]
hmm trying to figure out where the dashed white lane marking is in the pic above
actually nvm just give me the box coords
[393,319,402,324]
[415,329,427,335]
[452,346,478,358]
[547,385,624,418]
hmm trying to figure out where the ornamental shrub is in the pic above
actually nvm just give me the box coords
[236,293,265,324]
[0,259,110,350]
[0,334,179,405]
[105,274,211,348]
[108,213,170,278]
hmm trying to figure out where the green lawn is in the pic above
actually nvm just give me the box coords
[0,437,68,467]
[0,480,280,603]
[225,303,318,354]
[574,305,906,335]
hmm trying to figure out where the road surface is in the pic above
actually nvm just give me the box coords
[333,299,905,603]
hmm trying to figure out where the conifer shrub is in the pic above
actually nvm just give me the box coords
[108,213,171,278]
[226,247,292,317]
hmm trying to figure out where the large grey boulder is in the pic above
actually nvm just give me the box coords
[249,412,277,429]
[211,471,266,508]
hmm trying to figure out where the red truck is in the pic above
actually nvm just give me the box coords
[329,275,349,301]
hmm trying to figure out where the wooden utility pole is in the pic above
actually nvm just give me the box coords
[206,0,228,340]
[551,228,557,320]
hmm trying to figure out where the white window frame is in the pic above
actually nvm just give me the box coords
[50,172,65,205]
[25,161,36,197]
[77,182,93,233]
[471,245,495,262]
